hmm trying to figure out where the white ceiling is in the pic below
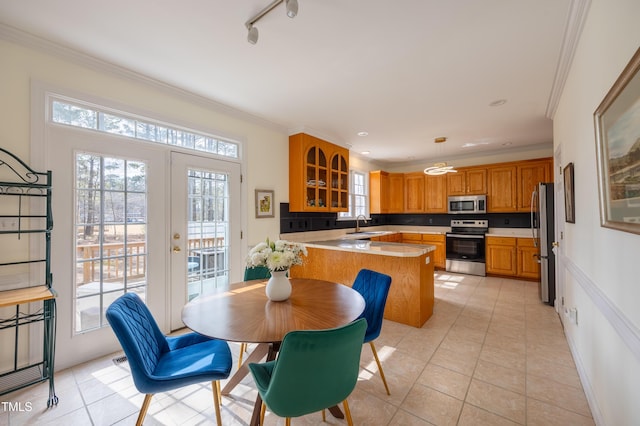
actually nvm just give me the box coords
[0,0,577,167]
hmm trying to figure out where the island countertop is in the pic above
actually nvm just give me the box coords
[303,239,435,257]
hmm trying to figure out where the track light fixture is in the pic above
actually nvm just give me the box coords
[285,0,298,18]
[245,0,299,44]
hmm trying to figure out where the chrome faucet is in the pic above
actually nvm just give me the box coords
[355,214,368,233]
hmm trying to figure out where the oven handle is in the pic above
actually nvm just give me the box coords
[446,234,485,239]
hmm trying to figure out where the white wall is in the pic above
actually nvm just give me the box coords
[553,0,640,424]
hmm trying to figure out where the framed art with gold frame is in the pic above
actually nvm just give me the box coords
[594,47,640,235]
[255,189,275,218]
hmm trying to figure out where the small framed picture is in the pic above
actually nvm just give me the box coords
[563,163,575,223]
[255,189,275,218]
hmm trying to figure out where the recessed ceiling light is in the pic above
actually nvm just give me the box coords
[489,99,507,107]
[361,150,371,155]
[357,131,368,137]
[502,142,512,146]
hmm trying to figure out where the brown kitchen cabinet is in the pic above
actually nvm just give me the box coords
[389,173,404,213]
[370,233,402,242]
[447,167,487,196]
[289,133,349,212]
[487,165,517,212]
[486,236,541,280]
[517,237,541,280]
[404,172,425,213]
[372,157,551,214]
[370,171,404,213]
[330,151,349,211]
[516,159,553,212]
[401,233,445,269]
[401,233,423,244]
[370,171,390,214]
[424,174,448,213]
[485,236,517,276]
[421,234,445,269]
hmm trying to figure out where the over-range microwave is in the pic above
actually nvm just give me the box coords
[448,195,487,214]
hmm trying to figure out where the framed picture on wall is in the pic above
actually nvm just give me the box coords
[255,189,275,218]
[594,47,640,235]
[563,163,575,223]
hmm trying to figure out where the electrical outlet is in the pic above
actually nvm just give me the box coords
[570,308,578,325]
[565,307,578,324]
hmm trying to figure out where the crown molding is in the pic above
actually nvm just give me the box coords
[546,0,592,119]
[0,23,287,134]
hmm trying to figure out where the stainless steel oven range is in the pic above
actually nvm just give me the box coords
[445,219,488,276]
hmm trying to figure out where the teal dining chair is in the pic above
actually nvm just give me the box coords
[106,293,232,426]
[248,318,367,425]
[352,268,393,395]
[237,266,272,367]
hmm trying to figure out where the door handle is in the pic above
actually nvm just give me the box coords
[172,246,181,253]
[552,241,559,247]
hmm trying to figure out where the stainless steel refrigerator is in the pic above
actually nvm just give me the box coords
[531,182,556,305]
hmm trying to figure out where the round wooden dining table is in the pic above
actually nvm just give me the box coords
[181,277,365,425]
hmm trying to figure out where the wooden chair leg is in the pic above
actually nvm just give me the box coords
[343,399,354,426]
[322,409,326,421]
[285,417,291,426]
[136,394,153,426]
[238,343,247,367]
[260,401,266,424]
[212,380,223,426]
[369,341,391,395]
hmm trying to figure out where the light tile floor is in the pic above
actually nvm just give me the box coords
[1,273,595,425]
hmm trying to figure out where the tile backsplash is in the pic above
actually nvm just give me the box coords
[279,203,531,234]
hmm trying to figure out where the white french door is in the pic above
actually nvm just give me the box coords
[169,152,242,330]
[45,126,168,368]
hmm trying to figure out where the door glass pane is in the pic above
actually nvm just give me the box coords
[74,153,147,333]
[186,168,229,300]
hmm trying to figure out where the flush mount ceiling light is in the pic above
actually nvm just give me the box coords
[246,0,298,44]
[424,137,458,175]
[357,131,368,137]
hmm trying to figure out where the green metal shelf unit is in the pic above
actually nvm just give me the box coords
[0,147,58,407]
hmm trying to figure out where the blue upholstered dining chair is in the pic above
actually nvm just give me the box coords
[352,268,393,395]
[106,293,232,426]
[249,318,367,426]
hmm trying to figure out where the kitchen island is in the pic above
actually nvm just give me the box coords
[289,239,435,327]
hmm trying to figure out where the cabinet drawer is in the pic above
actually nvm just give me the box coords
[402,233,422,242]
[422,234,445,243]
[486,236,516,246]
[516,237,537,247]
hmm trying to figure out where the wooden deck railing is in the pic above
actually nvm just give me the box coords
[76,237,224,284]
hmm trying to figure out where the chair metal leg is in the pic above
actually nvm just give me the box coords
[369,341,391,395]
[212,380,223,426]
[322,409,326,421]
[136,394,153,426]
[342,399,354,426]
[260,401,266,424]
[285,417,291,426]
